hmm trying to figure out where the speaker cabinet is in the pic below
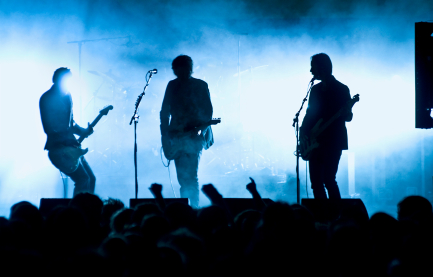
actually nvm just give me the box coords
[39,198,72,217]
[415,22,433,128]
[129,198,188,209]
[223,198,274,216]
[301,198,368,222]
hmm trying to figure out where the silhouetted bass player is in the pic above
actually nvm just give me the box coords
[301,53,353,199]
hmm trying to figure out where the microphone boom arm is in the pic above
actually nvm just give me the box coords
[129,71,155,125]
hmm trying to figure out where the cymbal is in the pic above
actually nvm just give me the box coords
[87,70,117,83]
[103,69,122,82]
[233,65,269,77]
[88,70,101,76]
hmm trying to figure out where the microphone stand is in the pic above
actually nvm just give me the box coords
[130,71,155,199]
[292,80,314,204]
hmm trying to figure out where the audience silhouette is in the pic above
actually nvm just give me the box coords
[0,182,431,277]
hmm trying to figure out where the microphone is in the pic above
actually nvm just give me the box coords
[149,69,158,74]
[310,77,315,83]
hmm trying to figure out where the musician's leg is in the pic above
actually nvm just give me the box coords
[175,151,200,208]
[67,157,95,196]
[323,149,342,200]
[80,157,96,194]
[309,150,327,199]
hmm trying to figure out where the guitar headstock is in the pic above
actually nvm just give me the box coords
[99,105,114,115]
[210,118,221,125]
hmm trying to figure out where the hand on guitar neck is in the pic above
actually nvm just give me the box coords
[342,108,353,122]
[78,123,94,139]
[299,94,359,161]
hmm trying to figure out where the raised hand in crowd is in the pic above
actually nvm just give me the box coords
[202,184,234,224]
[246,177,266,211]
[202,184,224,206]
[246,177,259,196]
[149,183,166,211]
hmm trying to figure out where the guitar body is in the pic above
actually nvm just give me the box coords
[47,105,113,174]
[48,146,88,174]
[299,94,360,161]
[299,138,320,161]
[162,132,203,161]
[161,118,221,161]
[161,134,180,161]
[299,120,321,161]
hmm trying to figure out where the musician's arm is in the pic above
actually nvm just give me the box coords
[71,120,87,136]
[160,83,171,136]
[198,82,213,136]
[40,98,63,136]
[344,112,353,122]
[203,83,213,120]
[343,87,353,122]
[39,95,81,147]
[71,116,93,137]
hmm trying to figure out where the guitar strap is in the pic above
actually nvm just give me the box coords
[203,125,214,150]
[55,91,74,135]
[63,93,74,130]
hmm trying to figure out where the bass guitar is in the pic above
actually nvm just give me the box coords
[162,118,221,161]
[48,105,113,173]
[299,94,359,161]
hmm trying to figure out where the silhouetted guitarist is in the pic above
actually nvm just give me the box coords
[160,55,214,208]
[40,67,95,196]
[301,53,353,199]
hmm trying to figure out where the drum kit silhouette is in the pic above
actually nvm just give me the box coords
[84,69,140,174]
[85,63,278,177]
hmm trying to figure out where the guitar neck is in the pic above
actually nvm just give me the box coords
[77,114,104,144]
[90,114,104,128]
[182,123,211,137]
[177,119,221,138]
[315,98,357,136]
[195,123,212,132]
[316,109,344,134]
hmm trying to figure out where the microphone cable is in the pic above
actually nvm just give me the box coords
[59,171,68,198]
[160,147,177,198]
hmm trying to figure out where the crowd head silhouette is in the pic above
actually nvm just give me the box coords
[0,182,431,277]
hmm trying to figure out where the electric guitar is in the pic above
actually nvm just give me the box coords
[299,94,359,161]
[162,118,221,161]
[48,105,113,173]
